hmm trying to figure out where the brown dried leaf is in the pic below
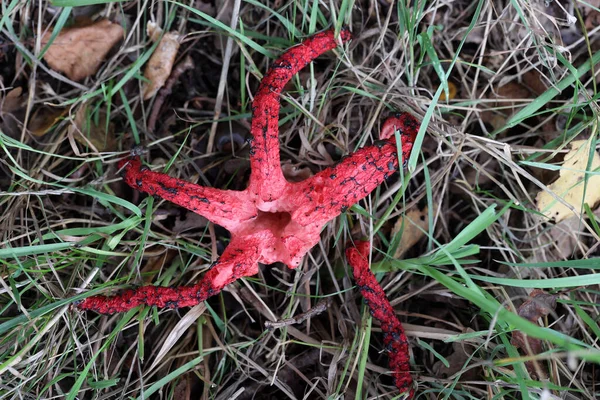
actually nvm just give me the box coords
[172,212,209,234]
[432,342,478,380]
[392,206,428,259]
[28,106,68,137]
[142,24,181,100]
[522,70,548,97]
[584,0,600,31]
[515,290,557,322]
[172,374,192,400]
[281,161,314,182]
[140,249,177,284]
[511,290,557,379]
[42,19,123,81]
[1,87,24,115]
[1,87,26,138]
[481,82,532,130]
[68,104,115,151]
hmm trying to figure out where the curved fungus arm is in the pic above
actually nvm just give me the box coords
[247,28,352,203]
[78,235,264,314]
[346,241,414,398]
[290,113,419,228]
[119,157,256,231]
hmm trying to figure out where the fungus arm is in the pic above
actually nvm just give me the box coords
[290,113,419,228]
[247,28,352,202]
[119,157,256,231]
[77,235,264,314]
[346,241,414,398]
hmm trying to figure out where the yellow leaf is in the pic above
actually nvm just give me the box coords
[536,139,600,222]
[439,81,457,101]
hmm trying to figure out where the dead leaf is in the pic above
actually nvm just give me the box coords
[584,0,600,31]
[68,104,115,151]
[173,212,209,234]
[28,106,68,137]
[511,289,557,379]
[522,70,548,97]
[1,87,24,115]
[515,290,557,323]
[548,216,584,259]
[142,22,181,100]
[536,139,600,222]
[0,87,26,138]
[281,161,314,182]
[432,342,478,380]
[172,374,192,400]
[42,19,123,81]
[481,82,532,130]
[391,206,429,259]
[439,81,457,101]
[140,249,177,284]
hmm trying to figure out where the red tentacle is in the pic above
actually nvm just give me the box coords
[247,29,352,204]
[289,112,419,229]
[118,157,256,231]
[346,241,414,398]
[78,235,264,314]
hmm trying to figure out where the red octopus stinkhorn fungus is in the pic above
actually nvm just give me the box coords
[78,28,418,397]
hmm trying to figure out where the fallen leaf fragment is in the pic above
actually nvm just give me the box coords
[536,139,600,222]
[28,106,68,137]
[392,206,429,259]
[432,342,478,380]
[439,81,457,101]
[173,212,209,234]
[0,87,26,138]
[281,161,314,182]
[511,289,557,379]
[142,22,181,100]
[584,0,600,30]
[548,216,584,259]
[41,19,123,81]
[1,87,24,115]
[140,249,177,284]
[68,104,115,152]
[481,82,532,130]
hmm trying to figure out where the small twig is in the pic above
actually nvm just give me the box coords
[147,55,194,133]
[264,299,330,330]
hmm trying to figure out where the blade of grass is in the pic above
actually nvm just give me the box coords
[51,0,128,5]
[471,273,600,289]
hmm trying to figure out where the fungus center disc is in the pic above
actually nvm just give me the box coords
[253,210,292,235]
